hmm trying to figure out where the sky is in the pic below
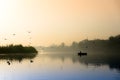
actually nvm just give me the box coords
[0,0,120,46]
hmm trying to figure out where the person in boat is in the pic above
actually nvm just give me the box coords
[78,51,81,55]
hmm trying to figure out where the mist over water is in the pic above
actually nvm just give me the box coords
[0,48,119,80]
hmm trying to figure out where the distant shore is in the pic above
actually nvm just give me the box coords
[40,34,120,52]
[0,44,38,54]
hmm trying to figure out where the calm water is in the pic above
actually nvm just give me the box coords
[0,51,120,80]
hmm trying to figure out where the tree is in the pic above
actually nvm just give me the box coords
[71,41,78,48]
[59,42,65,48]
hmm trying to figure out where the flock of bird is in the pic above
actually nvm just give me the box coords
[2,31,31,45]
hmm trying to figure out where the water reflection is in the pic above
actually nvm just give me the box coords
[0,53,37,63]
[0,51,119,70]
[37,50,120,71]
[0,51,119,80]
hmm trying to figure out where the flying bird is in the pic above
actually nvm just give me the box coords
[13,34,16,36]
[27,31,31,33]
[4,38,7,40]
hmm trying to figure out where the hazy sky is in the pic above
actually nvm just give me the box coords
[0,0,120,46]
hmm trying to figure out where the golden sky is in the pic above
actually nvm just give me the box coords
[0,0,120,46]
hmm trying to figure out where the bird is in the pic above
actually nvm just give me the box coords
[12,34,16,36]
[7,61,10,65]
[4,38,7,40]
[30,60,33,63]
[27,31,31,33]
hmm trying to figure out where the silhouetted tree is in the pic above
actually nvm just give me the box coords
[59,42,65,48]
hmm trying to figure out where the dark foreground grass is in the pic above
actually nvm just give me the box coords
[0,44,38,54]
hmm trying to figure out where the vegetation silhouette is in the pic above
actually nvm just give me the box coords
[0,44,37,62]
[0,44,38,53]
[42,34,120,52]
[39,34,120,71]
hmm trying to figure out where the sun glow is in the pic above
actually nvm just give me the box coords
[0,0,120,46]
[0,0,17,32]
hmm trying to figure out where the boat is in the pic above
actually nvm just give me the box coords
[78,51,87,56]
